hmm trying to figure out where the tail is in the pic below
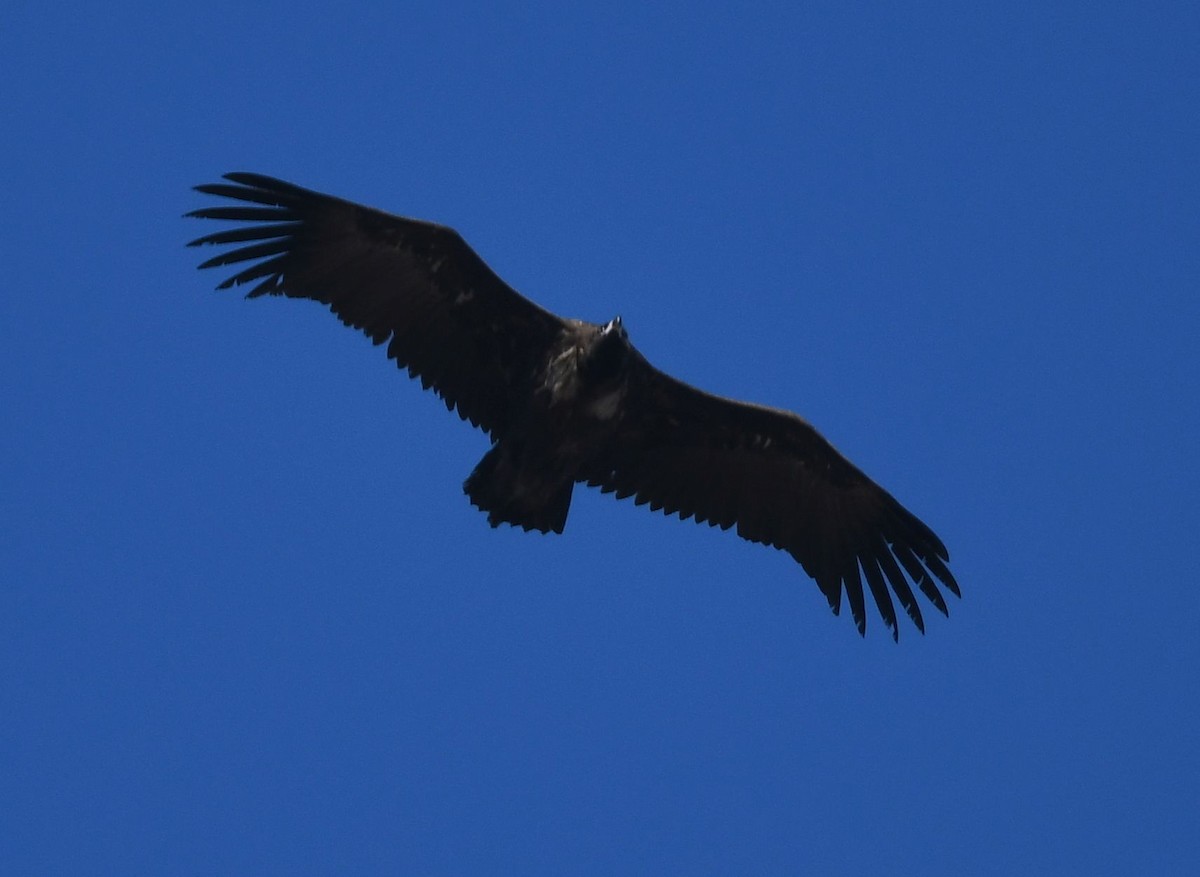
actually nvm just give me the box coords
[464,444,574,534]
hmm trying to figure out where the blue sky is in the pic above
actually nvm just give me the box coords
[3,2,1197,873]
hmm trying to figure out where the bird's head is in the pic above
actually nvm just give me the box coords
[582,315,631,383]
[601,315,626,341]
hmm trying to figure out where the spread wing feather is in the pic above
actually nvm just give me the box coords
[187,173,566,437]
[586,358,959,639]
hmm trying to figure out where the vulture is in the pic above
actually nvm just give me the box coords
[188,173,959,639]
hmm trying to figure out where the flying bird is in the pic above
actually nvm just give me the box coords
[188,173,959,639]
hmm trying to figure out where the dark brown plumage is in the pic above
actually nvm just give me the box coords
[188,173,959,639]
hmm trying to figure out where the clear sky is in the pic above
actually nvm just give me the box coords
[3,2,1197,874]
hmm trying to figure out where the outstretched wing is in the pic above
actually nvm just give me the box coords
[586,357,959,639]
[187,173,567,438]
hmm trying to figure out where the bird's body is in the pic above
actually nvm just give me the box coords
[189,173,959,639]
[464,317,632,535]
